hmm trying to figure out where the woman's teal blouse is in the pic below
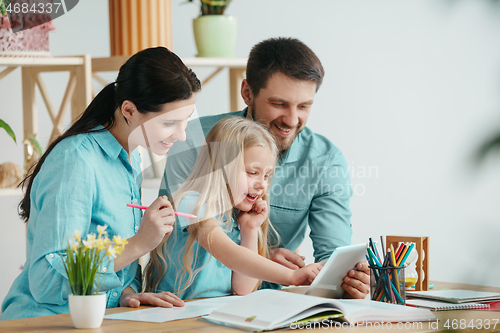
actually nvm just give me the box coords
[1,127,143,320]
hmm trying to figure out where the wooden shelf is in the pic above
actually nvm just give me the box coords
[0,188,23,196]
[0,56,85,67]
[182,57,247,68]
[0,55,93,175]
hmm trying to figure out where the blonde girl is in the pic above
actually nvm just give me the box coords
[144,117,322,299]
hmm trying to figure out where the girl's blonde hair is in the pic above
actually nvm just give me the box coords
[144,117,279,295]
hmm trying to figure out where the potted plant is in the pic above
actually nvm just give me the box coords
[62,226,127,329]
[188,0,237,57]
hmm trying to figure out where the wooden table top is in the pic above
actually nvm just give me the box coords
[1,281,499,332]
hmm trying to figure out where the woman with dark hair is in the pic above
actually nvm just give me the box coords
[0,47,201,320]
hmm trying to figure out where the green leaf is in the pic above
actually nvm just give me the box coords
[27,135,43,155]
[0,119,16,143]
[0,0,8,16]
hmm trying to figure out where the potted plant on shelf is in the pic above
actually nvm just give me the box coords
[62,226,127,329]
[188,0,237,57]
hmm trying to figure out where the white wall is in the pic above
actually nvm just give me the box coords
[1,0,500,305]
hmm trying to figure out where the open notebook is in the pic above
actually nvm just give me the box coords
[201,289,436,331]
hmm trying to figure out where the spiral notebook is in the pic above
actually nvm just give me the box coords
[406,290,500,304]
[406,299,490,311]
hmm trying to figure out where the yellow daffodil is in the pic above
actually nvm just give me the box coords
[106,246,117,258]
[97,225,108,236]
[112,235,128,247]
[71,230,81,242]
[86,233,96,242]
[70,240,80,253]
[82,239,95,251]
[103,237,111,248]
[62,229,127,296]
[95,238,106,252]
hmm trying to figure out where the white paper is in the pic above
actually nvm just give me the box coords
[104,295,241,323]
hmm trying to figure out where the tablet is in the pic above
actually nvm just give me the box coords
[305,243,367,299]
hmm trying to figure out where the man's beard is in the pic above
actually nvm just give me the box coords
[250,104,301,156]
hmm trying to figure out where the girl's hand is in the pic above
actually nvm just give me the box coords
[119,287,184,308]
[238,198,268,232]
[134,196,175,253]
[288,262,323,286]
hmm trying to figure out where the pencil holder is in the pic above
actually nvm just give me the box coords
[369,265,406,305]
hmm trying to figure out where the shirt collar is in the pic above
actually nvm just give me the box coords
[278,134,301,165]
[90,125,126,160]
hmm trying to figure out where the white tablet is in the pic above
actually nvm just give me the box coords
[305,243,367,299]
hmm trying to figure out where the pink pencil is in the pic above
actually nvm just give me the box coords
[126,203,197,218]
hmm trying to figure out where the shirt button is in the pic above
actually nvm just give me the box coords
[102,267,107,272]
[133,198,138,203]
[134,226,139,232]
[112,292,118,297]
[48,253,54,259]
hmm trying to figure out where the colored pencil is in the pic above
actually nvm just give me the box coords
[380,236,386,257]
[396,243,410,266]
[126,203,198,218]
[399,242,415,267]
[390,245,402,297]
[369,237,381,263]
[395,242,405,259]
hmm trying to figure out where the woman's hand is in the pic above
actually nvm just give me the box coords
[119,287,184,308]
[238,198,268,232]
[134,196,175,253]
[287,262,323,286]
[114,196,175,272]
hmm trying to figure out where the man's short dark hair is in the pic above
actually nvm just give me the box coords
[246,37,325,96]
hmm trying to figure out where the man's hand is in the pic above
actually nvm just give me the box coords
[341,261,370,299]
[269,248,305,270]
[119,287,185,308]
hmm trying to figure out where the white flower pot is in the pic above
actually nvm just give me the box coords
[68,293,107,329]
